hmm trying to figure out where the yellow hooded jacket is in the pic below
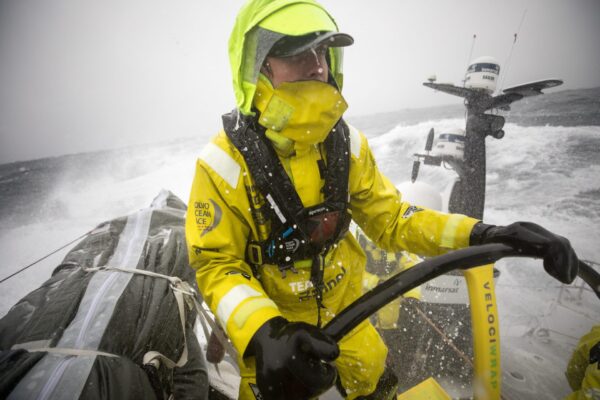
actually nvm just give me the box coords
[187,115,480,394]
[185,0,479,397]
[186,118,478,353]
[186,123,477,397]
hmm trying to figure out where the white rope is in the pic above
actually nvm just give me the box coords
[11,345,119,359]
[85,265,239,366]
[83,265,192,369]
[191,293,240,361]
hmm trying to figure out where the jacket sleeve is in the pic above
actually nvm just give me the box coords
[564,325,600,398]
[185,137,282,357]
[347,125,479,257]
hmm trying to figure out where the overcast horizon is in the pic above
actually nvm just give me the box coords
[1,0,599,164]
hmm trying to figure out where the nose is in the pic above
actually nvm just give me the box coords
[301,49,328,82]
[305,62,327,82]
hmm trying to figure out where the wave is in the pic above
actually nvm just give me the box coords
[368,118,600,263]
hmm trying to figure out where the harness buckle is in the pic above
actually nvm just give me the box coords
[277,263,299,279]
[247,243,263,265]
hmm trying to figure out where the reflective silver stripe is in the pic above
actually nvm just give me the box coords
[199,142,241,188]
[216,284,262,328]
[61,209,152,350]
[8,354,95,400]
[108,208,153,271]
[440,214,465,249]
[347,124,362,158]
[266,193,286,223]
[12,208,154,399]
[150,189,170,208]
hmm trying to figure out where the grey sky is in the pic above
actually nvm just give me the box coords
[1,0,599,163]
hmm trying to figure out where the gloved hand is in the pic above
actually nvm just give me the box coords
[248,316,340,400]
[470,221,578,284]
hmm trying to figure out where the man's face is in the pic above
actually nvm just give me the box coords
[263,44,329,88]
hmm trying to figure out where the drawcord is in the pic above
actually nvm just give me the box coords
[310,252,327,328]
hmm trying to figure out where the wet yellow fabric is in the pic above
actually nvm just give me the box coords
[186,126,478,397]
[254,75,347,146]
[397,377,452,400]
[229,0,346,114]
[564,325,600,400]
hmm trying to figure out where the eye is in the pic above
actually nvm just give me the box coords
[315,45,329,57]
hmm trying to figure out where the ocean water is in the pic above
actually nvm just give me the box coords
[0,87,599,399]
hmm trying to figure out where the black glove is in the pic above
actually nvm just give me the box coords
[248,316,339,400]
[470,221,578,284]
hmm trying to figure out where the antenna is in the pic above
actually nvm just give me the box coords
[465,34,477,69]
[463,34,477,86]
[499,9,527,92]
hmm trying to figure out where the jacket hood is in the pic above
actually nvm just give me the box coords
[229,0,347,115]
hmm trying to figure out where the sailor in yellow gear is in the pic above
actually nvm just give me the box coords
[564,325,600,400]
[185,1,579,399]
[359,229,421,329]
[363,254,422,328]
[359,227,423,394]
[186,2,476,397]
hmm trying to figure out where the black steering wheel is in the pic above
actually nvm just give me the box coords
[321,243,600,398]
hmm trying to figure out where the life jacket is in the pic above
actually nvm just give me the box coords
[222,110,352,277]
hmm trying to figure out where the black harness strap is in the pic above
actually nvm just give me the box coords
[223,111,351,269]
[223,111,352,327]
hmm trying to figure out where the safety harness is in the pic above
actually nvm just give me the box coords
[223,111,352,324]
